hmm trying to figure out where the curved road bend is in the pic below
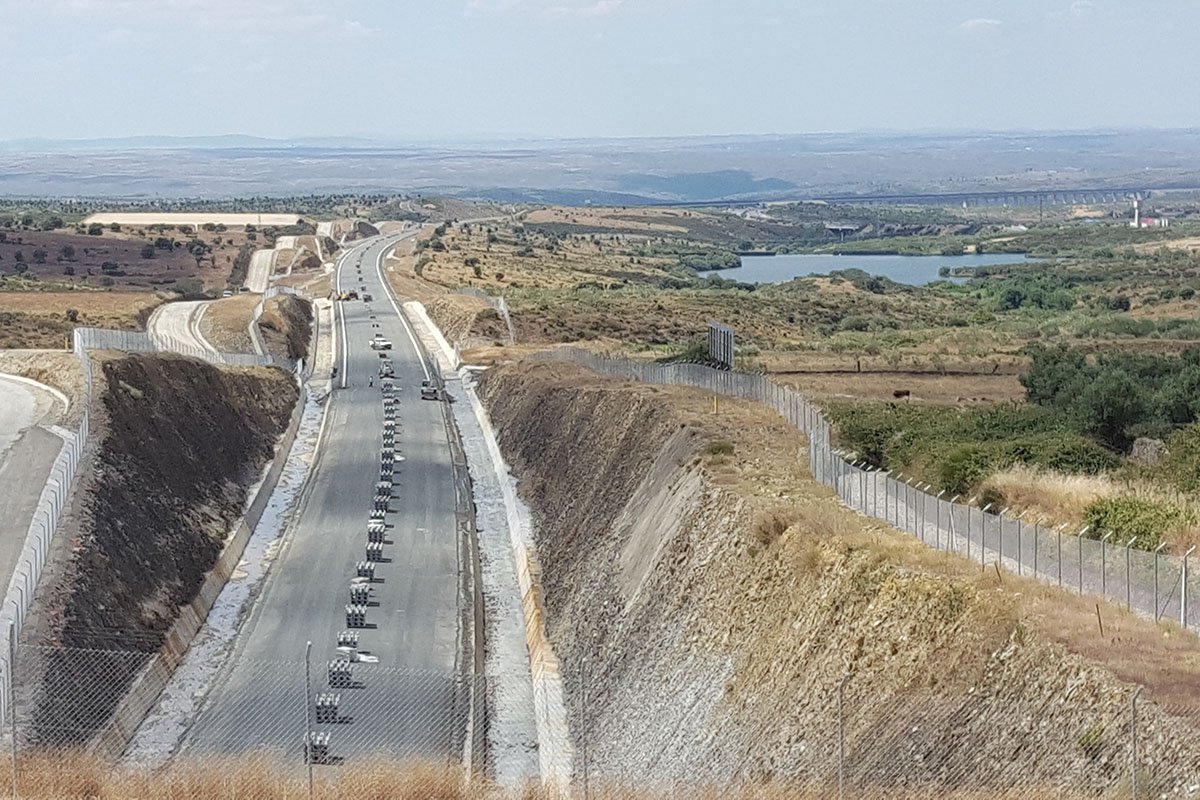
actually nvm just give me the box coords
[184,233,467,763]
[147,300,217,355]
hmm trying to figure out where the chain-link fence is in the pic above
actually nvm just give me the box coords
[249,286,305,357]
[74,326,281,369]
[527,347,1200,633]
[457,287,516,344]
[0,639,1197,798]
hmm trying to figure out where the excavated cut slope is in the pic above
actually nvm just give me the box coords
[479,361,1200,796]
[23,353,296,745]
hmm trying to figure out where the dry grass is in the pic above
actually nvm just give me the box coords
[199,294,259,352]
[418,223,674,292]
[0,752,1106,800]
[523,206,693,233]
[979,465,1120,528]
[0,291,160,321]
[980,465,1200,547]
[528,363,1200,713]
[774,369,1025,405]
[0,291,162,348]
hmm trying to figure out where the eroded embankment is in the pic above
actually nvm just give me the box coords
[257,295,313,362]
[478,361,1200,796]
[22,353,296,745]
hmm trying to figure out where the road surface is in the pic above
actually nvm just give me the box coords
[184,233,468,763]
[147,301,217,355]
[0,377,65,611]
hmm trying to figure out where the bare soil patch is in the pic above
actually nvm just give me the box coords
[776,370,1026,404]
[0,230,231,291]
[200,295,259,352]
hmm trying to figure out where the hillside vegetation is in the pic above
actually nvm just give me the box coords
[477,361,1200,796]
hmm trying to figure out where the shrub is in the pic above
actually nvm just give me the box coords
[936,444,995,496]
[704,440,735,456]
[1081,496,1193,550]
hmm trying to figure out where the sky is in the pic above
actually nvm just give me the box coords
[2,0,1199,141]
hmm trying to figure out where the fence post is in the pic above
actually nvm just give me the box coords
[304,641,314,800]
[870,469,878,519]
[859,465,866,514]
[998,507,1007,568]
[1131,686,1143,799]
[1078,529,1085,596]
[8,622,15,800]
[979,504,993,567]
[966,499,973,560]
[919,485,928,543]
[934,491,946,550]
[1182,546,1196,630]
[1125,537,1136,612]
[1154,542,1167,622]
[1014,512,1024,576]
[1101,532,1113,597]
[1033,521,1040,578]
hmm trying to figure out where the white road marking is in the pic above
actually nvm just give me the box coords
[373,231,429,382]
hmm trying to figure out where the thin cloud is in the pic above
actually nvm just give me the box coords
[341,20,382,36]
[467,0,629,17]
[960,18,1003,32]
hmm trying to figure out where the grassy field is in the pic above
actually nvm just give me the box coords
[0,290,161,349]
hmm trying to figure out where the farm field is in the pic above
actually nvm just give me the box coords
[0,229,232,291]
[83,212,301,227]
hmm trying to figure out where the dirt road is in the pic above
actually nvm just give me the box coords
[245,250,276,293]
[147,300,218,355]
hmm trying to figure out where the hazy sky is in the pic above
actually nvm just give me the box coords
[2,0,1198,140]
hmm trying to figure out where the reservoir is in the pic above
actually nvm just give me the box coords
[723,253,1033,286]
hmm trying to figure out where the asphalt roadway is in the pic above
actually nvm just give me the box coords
[184,234,466,763]
[0,378,64,615]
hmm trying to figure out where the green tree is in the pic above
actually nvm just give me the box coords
[1076,368,1147,450]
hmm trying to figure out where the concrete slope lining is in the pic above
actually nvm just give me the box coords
[401,302,571,786]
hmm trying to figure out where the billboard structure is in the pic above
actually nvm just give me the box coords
[708,322,735,370]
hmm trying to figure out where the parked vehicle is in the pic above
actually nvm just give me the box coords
[420,380,438,400]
